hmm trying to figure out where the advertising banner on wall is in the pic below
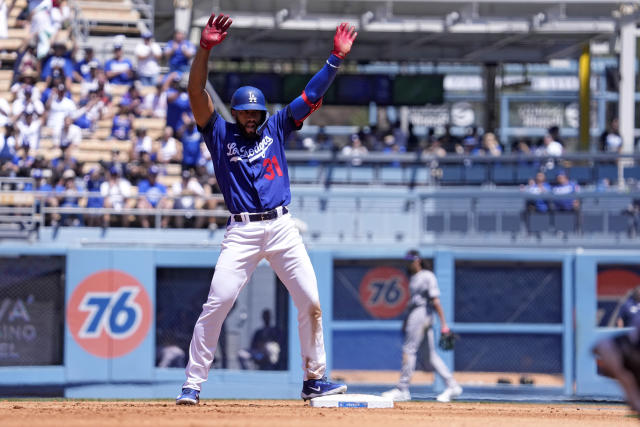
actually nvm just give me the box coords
[333,259,411,321]
[0,256,64,366]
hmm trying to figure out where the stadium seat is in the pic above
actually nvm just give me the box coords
[567,166,593,184]
[623,166,640,181]
[425,214,445,233]
[439,165,464,185]
[553,212,577,234]
[500,213,522,233]
[327,166,349,184]
[515,164,539,185]
[349,166,375,184]
[596,164,618,183]
[464,164,488,184]
[492,164,516,185]
[607,213,631,235]
[582,213,605,233]
[380,167,405,184]
[291,165,319,183]
[450,213,469,232]
[477,213,498,232]
[526,212,551,234]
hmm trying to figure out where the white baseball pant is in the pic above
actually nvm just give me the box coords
[182,212,326,391]
[398,306,456,390]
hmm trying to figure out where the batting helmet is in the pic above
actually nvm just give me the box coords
[230,86,267,111]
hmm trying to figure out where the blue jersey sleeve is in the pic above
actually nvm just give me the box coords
[199,112,227,156]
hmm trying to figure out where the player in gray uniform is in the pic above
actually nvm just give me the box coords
[382,250,462,402]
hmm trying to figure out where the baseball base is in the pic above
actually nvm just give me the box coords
[309,393,394,408]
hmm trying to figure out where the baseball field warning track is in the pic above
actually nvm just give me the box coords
[0,400,635,427]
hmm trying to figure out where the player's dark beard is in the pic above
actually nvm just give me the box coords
[240,121,258,139]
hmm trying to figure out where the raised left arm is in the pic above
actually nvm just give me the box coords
[288,23,357,125]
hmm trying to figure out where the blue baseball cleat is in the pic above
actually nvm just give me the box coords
[176,387,200,405]
[301,377,347,401]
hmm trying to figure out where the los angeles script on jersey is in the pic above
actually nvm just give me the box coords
[227,136,274,162]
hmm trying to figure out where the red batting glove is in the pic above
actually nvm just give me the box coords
[332,22,357,59]
[200,13,232,50]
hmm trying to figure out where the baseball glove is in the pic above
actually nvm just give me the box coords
[438,330,458,351]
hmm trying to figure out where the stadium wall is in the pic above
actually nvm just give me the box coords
[0,241,632,400]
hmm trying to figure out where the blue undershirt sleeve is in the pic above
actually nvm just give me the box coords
[288,54,343,123]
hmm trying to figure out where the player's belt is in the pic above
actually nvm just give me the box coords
[232,206,288,222]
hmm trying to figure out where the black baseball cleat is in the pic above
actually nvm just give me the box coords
[300,377,347,401]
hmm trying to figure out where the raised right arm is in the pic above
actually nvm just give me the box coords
[187,13,232,128]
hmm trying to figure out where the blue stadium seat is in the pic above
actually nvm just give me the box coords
[516,164,539,185]
[464,164,488,184]
[328,166,349,184]
[450,213,469,232]
[292,165,319,183]
[582,213,604,233]
[440,165,464,185]
[492,164,516,185]
[501,213,522,233]
[380,167,405,184]
[596,164,618,183]
[623,166,640,181]
[477,213,498,232]
[349,166,375,184]
[527,212,551,234]
[553,212,577,233]
[608,213,631,234]
[425,214,445,232]
[567,166,592,184]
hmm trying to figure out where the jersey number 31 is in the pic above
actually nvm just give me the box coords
[263,156,283,180]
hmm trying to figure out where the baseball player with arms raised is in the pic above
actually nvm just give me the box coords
[176,13,357,405]
[382,250,462,402]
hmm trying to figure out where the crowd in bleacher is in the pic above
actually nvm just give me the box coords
[0,0,637,231]
[0,0,230,228]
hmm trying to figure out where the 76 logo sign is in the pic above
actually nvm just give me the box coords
[78,287,142,339]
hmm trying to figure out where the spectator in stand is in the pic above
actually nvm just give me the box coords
[178,114,202,171]
[141,80,168,118]
[11,74,44,118]
[422,139,446,158]
[80,64,109,97]
[341,133,368,166]
[0,96,10,129]
[83,167,104,227]
[56,168,84,226]
[131,127,152,161]
[163,30,195,73]
[472,132,502,157]
[0,122,17,160]
[135,164,171,228]
[524,171,551,213]
[406,123,420,153]
[50,0,71,38]
[40,74,69,105]
[25,168,60,225]
[15,106,41,150]
[100,165,135,227]
[110,101,134,140]
[314,126,334,152]
[600,118,623,153]
[537,132,563,157]
[73,47,100,83]
[166,73,190,133]
[105,40,135,85]
[29,0,57,59]
[9,140,35,177]
[14,43,40,79]
[0,0,16,40]
[391,120,407,148]
[201,175,224,229]
[135,31,162,86]
[462,126,480,152]
[121,83,144,117]
[171,169,205,228]
[154,126,180,164]
[44,83,76,135]
[57,114,81,148]
[552,171,580,212]
[41,42,73,87]
[548,125,564,146]
[440,124,459,153]
[74,89,107,131]
[50,138,78,176]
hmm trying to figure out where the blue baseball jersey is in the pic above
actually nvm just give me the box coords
[199,107,299,214]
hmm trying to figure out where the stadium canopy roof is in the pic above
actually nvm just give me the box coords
[193,0,639,63]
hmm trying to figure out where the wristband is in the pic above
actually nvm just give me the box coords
[326,54,343,69]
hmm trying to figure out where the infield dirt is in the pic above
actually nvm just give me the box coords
[0,400,635,427]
